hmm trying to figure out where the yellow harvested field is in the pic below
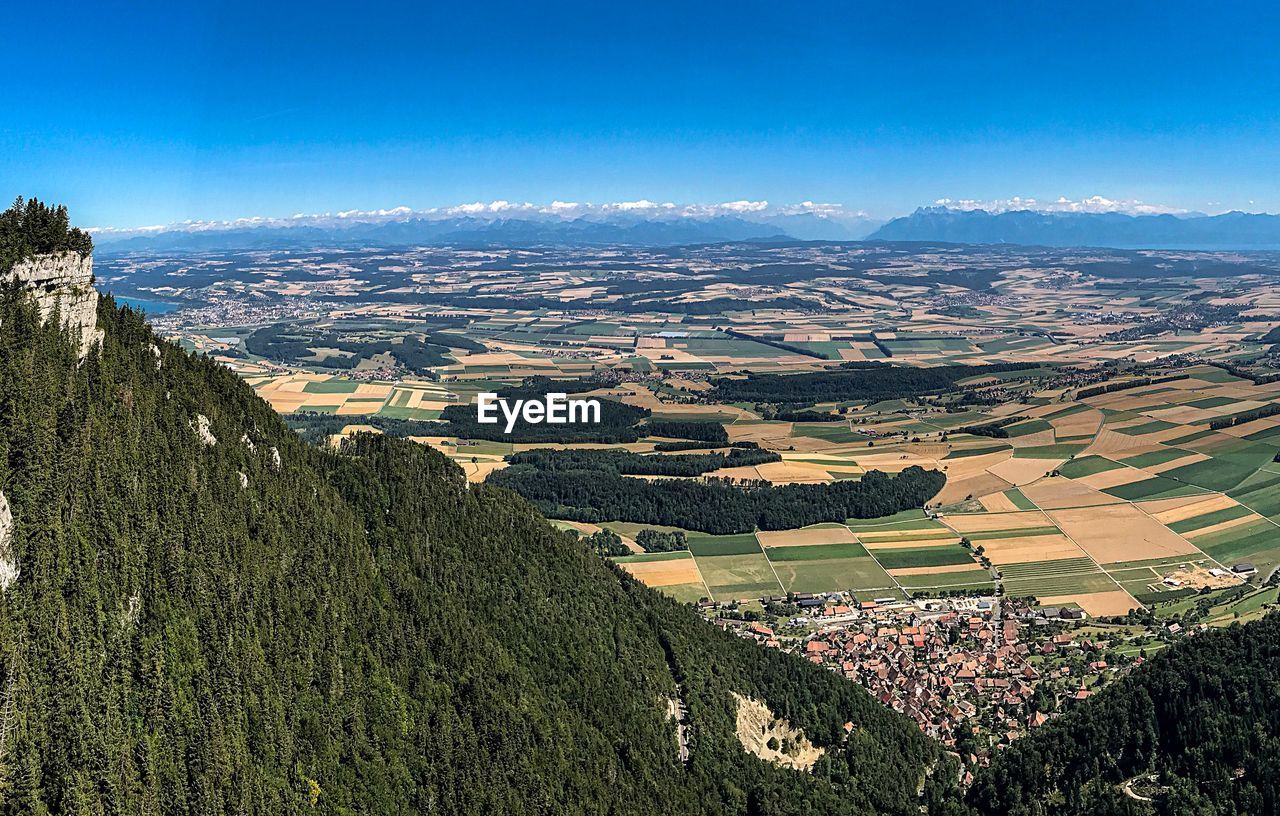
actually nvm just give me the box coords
[1077,466,1151,490]
[459,460,508,483]
[728,422,793,445]
[336,399,388,415]
[979,492,1020,513]
[1085,427,1157,455]
[988,457,1059,485]
[943,511,1055,533]
[1048,409,1102,438]
[1019,479,1124,510]
[943,450,1012,476]
[1048,504,1200,563]
[1147,494,1240,525]
[981,535,1085,565]
[1221,415,1280,438]
[1039,590,1138,616]
[936,472,1014,505]
[752,460,834,484]
[1145,405,1217,425]
[757,526,858,547]
[1137,493,1218,517]
[619,557,705,588]
[857,528,958,541]
[887,563,986,577]
[1184,514,1258,540]
[714,461,832,483]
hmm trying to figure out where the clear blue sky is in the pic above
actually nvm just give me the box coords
[5,0,1279,227]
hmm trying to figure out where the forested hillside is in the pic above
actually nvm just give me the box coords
[0,283,956,813]
[966,615,1280,816]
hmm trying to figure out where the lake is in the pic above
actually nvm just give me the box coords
[110,295,182,315]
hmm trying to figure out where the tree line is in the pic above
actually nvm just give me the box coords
[708,362,1043,404]
[488,465,946,534]
[0,196,93,271]
[507,446,780,477]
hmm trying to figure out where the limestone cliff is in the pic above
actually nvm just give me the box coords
[7,250,99,356]
[0,491,15,592]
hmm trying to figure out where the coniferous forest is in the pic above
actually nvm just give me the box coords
[0,197,93,270]
[489,463,946,534]
[967,615,1280,816]
[0,286,955,813]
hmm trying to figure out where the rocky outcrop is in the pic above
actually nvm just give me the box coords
[191,414,217,447]
[0,492,17,592]
[8,251,99,357]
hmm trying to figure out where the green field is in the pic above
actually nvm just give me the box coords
[1105,476,1209,501]
[1000,558,1119,597]
[1160,445,1276,492]
[1193,519,1280,572]
[945,444,1013,459]
[1004,488,1038,510]
[695,553,782,598]
[768,558,896,594]
[874,546,976,570]
[687,533,763,557]
[1168,504,1255,534]
[1058,455,1124,479]
[1120,448,1191,468]
[302,379,363,394]
[763,542,871,561]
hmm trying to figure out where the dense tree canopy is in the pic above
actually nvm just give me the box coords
[0,197,93,271]
[709,362,1042,404]
[967,615,1280,816]
[489,464,946,534]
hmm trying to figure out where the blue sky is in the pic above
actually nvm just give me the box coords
[4,0,1279,228]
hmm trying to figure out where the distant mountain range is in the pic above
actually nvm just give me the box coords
[869,207,1280,249]
[94,211,881,252]
[93,205,1280,252]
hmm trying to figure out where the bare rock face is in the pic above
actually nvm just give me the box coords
[0,492,18,592]
[8,251,99,357]
[191,414,217,447]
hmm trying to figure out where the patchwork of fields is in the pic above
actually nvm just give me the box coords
[601,364,1280,614]
[606,512,1000,603]
[203,250,1280,622]
[248,362,1280,617]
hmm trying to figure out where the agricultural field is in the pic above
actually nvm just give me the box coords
[120,241,1280,619]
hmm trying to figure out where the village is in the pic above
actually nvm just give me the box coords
[708,593,1185,768]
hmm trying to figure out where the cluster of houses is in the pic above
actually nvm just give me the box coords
[727,598,1127,760]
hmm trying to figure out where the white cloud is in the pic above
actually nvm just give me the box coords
[775,201,868,219]
[933,195,1187,216]
[90,199,880,236]
[714,200,769,214]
